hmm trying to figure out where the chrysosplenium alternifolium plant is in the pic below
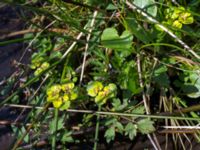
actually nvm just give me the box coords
[46,82,78,109]
[87,81,117,105]
[30,53,50,76]
[156,6,194,29]
[46,81,117,109]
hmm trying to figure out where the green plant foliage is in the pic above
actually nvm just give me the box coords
[61,131,74,143]
[111,98,127,111]
[49,115,64,132]
[87,81,103,97]
[101,28,133,51]
[124,123,137,140]
[131,105,145,115]
[133,0,157,17]
[153,65,170,87]
[46,81,78,108]
[104,126,115,143]
[137,119,155,134]
[174,65,200,98]
[125,15,152,44]
[2,0,200,149]
[12,126,29,143]
[116,60,141,94]
[157,6,194,30]
[87,81,117,105]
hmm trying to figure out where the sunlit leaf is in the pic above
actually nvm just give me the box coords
[101,28,133,51]
[137,119,155,134]
[125,123,137,140]
[104,126,115,143]
[133,0,157,17]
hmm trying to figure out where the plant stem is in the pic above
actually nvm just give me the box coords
[93,106,101,150]
[5,104,200,121]
[52,108,58,150]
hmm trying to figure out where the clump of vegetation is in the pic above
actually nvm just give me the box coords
[1,0,200,149]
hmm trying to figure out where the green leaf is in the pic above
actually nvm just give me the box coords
[137,119,155,134]
[104,126,115,143]
[106,4,117,10]
[61,131,74,143]
[183,73,200,98]
[49,116,64,132]
[118,60,141,94]
[115,122,124,134]
[57,118,64,131]
[131,105,145,114]
[12,126,29,143]
[49,51,62,59]
[125,15,151,44]
[176,65,200,98]
[112,98,121,110]
[105,117,117,126]
[125,123,137,140]
[133,0,157,17]
[182,83,200,98]
[60,101,71,110]
[112,98,128,111]
[101,28,133,51]
[153,65,169,87]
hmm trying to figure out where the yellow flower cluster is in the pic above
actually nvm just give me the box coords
[34,62,50,76]
[165,6,194,29]
[46,82,78,109]
[30,55,49,76]
[86,81,117,105]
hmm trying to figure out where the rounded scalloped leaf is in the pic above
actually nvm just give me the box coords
[133,0,157,17]
[101,28,133,51]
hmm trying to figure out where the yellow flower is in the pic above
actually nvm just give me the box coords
[179,12,194,24]
[95,91,107,105]
[63,94,69,102]
[87,81,103,97]
[46,83,78,109]
[46,85,61,102]
[34,68,43,76]
[31,56,44,69]
[171,7,185,20]
[47,85,61,96]
[40,62,50,70]
[52,97,62,108]
[61,83,75,92]
[69,91,78,101]
[172,20,182,29]
[94,83,117,105]
[103,84,117,97]
[47,94,59,102]
[33,62,49,76]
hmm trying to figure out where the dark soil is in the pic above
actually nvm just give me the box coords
[0,5,28,150]
[0,5,30,80]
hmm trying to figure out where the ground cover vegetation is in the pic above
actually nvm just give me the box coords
[1,0,200,149]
